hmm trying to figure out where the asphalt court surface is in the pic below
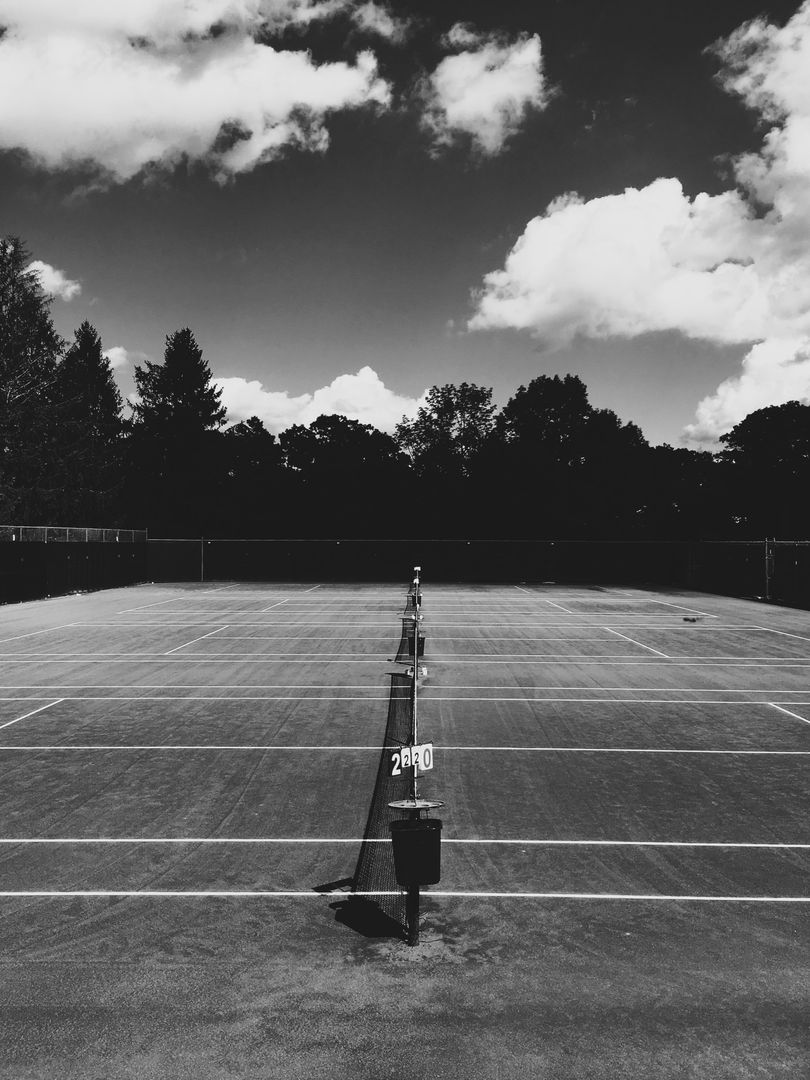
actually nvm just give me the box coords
[0,580,808,901]
[2,580,810,1077]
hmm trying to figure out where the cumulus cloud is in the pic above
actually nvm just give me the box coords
[0,0,390,181]
[422,26,548,155]
[25,260,81,300]
[216,365,427,433]
[684,338,810,441]
[103,346,133,370]
[469,1,810,440]
[351,3,411,42]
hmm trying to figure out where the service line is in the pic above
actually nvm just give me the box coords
[0,890,807,902]
[0,838,807,848]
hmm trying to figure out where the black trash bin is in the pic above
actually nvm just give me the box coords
[409,591,422,608]
[406,631,425,657]
[389,817,442,886]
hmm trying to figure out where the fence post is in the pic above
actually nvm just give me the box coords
[764,538,774,601]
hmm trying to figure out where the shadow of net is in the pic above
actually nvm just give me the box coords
[328,663,413,938]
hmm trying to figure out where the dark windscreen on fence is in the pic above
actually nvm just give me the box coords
[0,526,147,604]
[145,537,810,610]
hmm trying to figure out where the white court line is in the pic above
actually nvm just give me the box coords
[0,624,75,646]
[3,697,810,707]
[0,700,63,731]
[260,599,290,613]
[605,627,669,657]
[118,584,239,613]
[303,584,321,592]
[0,890,806,901]
[513,585,572,612]
[6,653,807,663]
[769,702,810,726]
[650,599,714,616]
[3,682,810,693]
[4,658,810,668]
[757,626,810,643]
[164,626,229,655]
[1,745,808,755]
[0,837,807,848]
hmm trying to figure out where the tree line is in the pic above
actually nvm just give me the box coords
[2,236,808,539]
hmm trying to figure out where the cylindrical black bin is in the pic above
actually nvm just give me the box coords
[406,631,425,657]
[409,591,422,608]
[389,817,442,886]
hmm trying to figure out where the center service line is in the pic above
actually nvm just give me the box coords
[260,599,290,613]
[605,626,669,657]
[769,702,810,726]
[118,583,240,613]
[0,624,75,645]
[0,700,63,731]
[164,626,229,655]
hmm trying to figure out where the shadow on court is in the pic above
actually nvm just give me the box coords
[313,661,413,940]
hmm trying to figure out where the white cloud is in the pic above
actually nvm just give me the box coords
[468,1,810,440]
[216,365,427,433]
[422,27,548,155]
[25,259,81,300]
[351,3,411,42]
[684,338,810,443]
[0,1,390,181]
[103,346,133,370]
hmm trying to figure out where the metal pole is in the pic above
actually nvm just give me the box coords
[406,884,420,946]
[200,537,205,583]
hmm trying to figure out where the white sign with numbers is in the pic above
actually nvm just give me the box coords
[390,742,434,776]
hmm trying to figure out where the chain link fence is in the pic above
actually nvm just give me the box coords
[0,525,147,543]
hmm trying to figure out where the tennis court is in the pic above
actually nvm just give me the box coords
[0,579,807,1078]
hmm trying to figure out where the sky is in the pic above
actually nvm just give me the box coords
[2,0,810,446]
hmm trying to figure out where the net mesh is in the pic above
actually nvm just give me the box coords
[346,589,416,935]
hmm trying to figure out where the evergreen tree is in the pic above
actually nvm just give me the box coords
[52,321,124,522]
[0,236,64,521]
[129,328,226,534]
[132,327,225,435]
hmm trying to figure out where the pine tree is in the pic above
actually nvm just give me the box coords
[129,328,226,533]
[0,236,64,521]
[132,327,225,435]
[53,321,124,521]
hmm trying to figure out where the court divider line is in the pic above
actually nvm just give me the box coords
[769,702,810,726]
[0,700,64,731]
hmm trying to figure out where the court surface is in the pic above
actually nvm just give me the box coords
[0,580,808,1079]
